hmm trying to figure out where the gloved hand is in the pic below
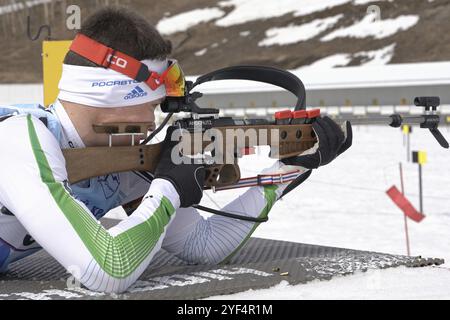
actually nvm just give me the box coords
[282,116,352,169]
[154,127,205,208]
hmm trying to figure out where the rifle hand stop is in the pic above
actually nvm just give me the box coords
[414,96,449,149]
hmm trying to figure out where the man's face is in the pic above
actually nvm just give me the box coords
[94,99,162,146]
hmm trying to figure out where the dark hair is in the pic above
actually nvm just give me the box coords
[64,7,172,66]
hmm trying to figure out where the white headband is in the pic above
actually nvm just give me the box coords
[57,59,168,107]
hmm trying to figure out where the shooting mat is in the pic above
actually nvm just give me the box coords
[0,219,444,300]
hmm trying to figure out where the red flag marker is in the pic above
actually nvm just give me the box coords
[386,185,425,222]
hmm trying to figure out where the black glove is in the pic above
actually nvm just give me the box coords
[154,127,205,208]
[282,116,352,169]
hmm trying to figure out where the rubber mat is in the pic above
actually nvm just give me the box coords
[0,220,444,300]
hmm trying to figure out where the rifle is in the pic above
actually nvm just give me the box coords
[63,66,318,189]
[62,66,449,221]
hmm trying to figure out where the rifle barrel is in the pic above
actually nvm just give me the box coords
[338,115,426,127]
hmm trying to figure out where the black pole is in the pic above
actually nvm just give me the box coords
[339,115,426,126]
[419,164,423,213]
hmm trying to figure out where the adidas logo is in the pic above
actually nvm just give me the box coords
[124,86,148,100]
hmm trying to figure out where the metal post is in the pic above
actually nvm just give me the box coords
[407,132,410,162]
[399,162,411,256]
[419,163,423,213]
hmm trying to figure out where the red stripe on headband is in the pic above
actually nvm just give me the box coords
[69,33,164,90]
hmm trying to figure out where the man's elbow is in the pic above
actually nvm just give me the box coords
[75,270,137,294]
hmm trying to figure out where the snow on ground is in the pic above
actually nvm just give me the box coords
[0,0,52,15]
[199,124,450,299]
[153,0,415,66]
[156,8,225,35]
[155,0,368,30]
[353,0,391,4]
[259,15,343,46]
[216,0,352,27]
[194,48,208,56]
[321,13,419,41]
[353,43,396,65]
[155,0,411,35]
[155,0,420,51]
[207,267,450,300]
[293,43,395,68]
[299,54,353,69]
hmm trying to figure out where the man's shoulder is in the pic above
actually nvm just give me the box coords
[0,113,45,128]
[0,114,58,149]
[0,113,32,129]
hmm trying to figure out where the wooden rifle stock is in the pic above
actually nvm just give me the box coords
[63,123,317,189]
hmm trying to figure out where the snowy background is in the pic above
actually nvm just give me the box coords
[2,0,449,82]
[1,0,450,299]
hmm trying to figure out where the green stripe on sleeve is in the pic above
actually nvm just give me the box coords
[27,115,175,278]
